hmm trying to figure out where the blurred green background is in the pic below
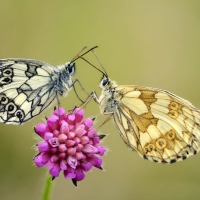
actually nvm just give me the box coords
[0,1,200,200]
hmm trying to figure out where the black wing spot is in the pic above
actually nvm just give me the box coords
[143,155,148,160]
[182,156,187,160]
[170,159,177,164]
[0,95,8,104]
[3,77,11,83]
[15,110,25,119]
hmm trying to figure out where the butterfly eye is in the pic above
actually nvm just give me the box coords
[3,69,13,77]
[0,95,8,104]
[6,102,17,114]
[15,110,25,119]
[66,63,75,75]
[102,78,109,86]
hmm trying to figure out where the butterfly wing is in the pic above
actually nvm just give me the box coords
[0,59,57,124]
[112,85,200,163]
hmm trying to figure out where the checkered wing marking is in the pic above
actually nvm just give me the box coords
[0,59,57,124]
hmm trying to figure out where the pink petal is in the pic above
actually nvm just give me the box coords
[75,152,85,160]
[60,160,67,170]
[74,137,81,144]
[95,158,102,168]
[88,156,102,168]
[53,130,60,137]
[81,162,92,172]
[83,118,93,129]
[88,140,94,145]
[47,115,59,130]
[58,134,68,143]
[67,156,77,169]
[87,129,96,138]
[81,136,89,145]
[75,168,85,181]
[53,108,66,118]
[73,108,84,122]
[50,155,59,163]
[58,152,66,159]
[46,160,55,170]
[58,144,67,152]
[74,125,85,137]
[97,145,106,156]
[34,156,45,167]
[67,147,76,156]
[76,144,83,152]
[64,168,76,179]
[82,144,98,154]
[35,123,46,137]
[38,142,50,152]
[67,114,75,123]
[65,140,76,147]
[44,132,53,141]
[67,131,75,139]
[50,163,61,177]
[69,124,75,131]
[60,122,69,134]
[50,147,57,154]
[93,136,100,144]
[34,153,50,167]
[49,138,60,147]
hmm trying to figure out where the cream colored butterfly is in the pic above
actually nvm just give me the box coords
[84,54,200,164]
[0,47,97,125]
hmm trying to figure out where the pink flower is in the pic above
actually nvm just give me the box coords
[34,107,106,186]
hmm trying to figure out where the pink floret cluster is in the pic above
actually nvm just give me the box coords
[34,107,105,184]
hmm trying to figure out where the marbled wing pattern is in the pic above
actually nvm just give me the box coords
[0,59,71,124]
[99,80,200,164]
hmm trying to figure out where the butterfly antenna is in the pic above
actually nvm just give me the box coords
[71,46,98,63]
[70,46,87,63]
[78,55,107,77]
[92,49,108,77]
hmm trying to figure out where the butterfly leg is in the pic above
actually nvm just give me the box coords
[56,92,61,118]
[71,79,90,103]
[78,91,100,108]
[91,91,100,104]
[96,114,113,131]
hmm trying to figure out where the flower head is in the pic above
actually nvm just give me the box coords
[34,107,106,186]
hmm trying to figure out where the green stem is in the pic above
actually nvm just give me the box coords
[42,174,53,200]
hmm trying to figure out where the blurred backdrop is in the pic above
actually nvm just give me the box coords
[0,1,200,200]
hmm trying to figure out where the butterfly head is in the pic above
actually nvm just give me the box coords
[65,62,76,76]
[99,76,117,90]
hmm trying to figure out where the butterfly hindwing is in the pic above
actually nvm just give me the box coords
[118,86,200,163]
[0,59,58,124]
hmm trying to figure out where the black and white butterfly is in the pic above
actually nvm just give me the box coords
[0,47,97,125]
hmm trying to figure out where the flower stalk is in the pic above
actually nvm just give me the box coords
[42,174,53,200]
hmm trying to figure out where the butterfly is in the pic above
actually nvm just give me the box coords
[92,76,200,164]
[82,53,200,164]
[0,46,97,125]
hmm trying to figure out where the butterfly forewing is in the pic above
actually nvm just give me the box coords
[0,59,72,124]
[99,81,200,163]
